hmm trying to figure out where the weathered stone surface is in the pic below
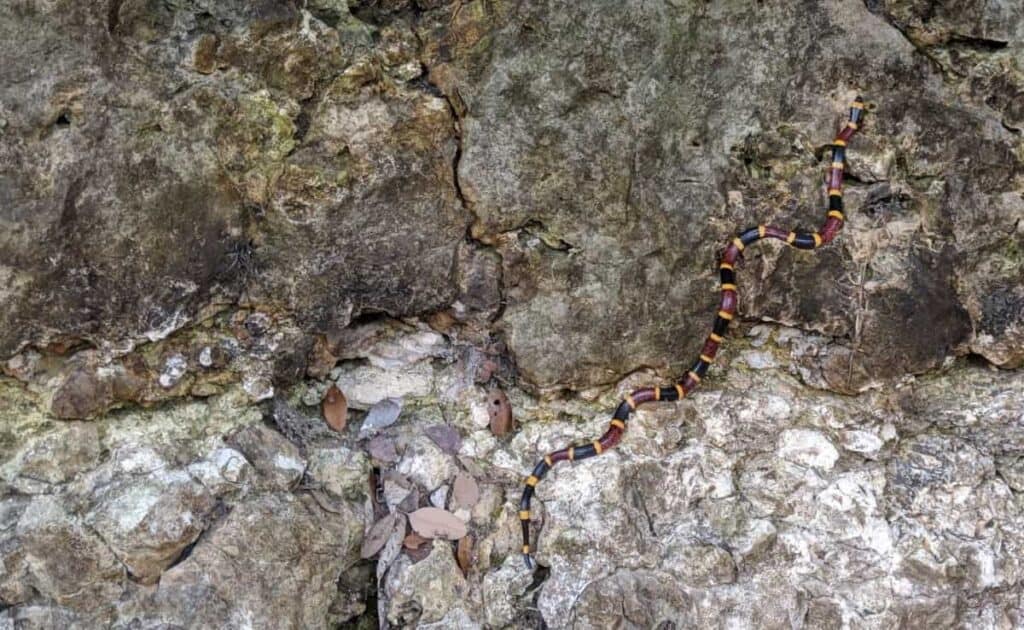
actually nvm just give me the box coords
[226,424,305,490]
[0,0,469,358]
[131,492,363,629]
[383,539,469,625]
[10,495,124,612]
[0,0,1022,628]
[422,0,1022,390]
[85,470,216,584]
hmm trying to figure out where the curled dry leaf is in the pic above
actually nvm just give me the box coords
[322,385,347,432]
[424,424,462,454]
[360,398,402,437]
[427,310,457,332]
[403,532,429,550]
[451,473,480,509]
[487,388,513,437]
[360,513,401,559]
[456,535,473,575]
[366,435,398,463]
[407,507,467,541]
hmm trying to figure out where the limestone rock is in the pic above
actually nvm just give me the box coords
[306,446,369,500]
[226,424,306,490]
[0,0,1022,627]
[85,470,216,584]
[11,496,124,612]
[134,492,363,628]
[384,539,468,625]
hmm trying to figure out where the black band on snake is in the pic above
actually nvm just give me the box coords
[518,97,867,569]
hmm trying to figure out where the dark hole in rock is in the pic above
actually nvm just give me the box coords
[55,112,71,127]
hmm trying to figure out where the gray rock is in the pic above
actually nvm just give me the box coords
[396,434,458,493]
[12,496,124,612]
[384,539,468,625]
[0,0,1022,627]
[306,446,369,500]
[226,424,306,490]
[133,492,363,628]
[85,470,216,584]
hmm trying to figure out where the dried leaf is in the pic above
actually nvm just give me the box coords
[427,310,456,332]
[456,535,473,575]
[405,538,432,563]
[366,435,398,463]
[360,398,402,437]
[424,424,462,454]
[451,473,480,509]
[361,513,401,559]
[487,388,514,437]
[407,507,468,541]
[403,532,429,550]
[376,514,408,579]
[322,385,347,432]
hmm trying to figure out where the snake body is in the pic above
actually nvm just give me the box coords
[518,97,867,569]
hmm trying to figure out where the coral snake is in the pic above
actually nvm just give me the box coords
[518,97,866,569]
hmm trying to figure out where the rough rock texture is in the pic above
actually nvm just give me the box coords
[1,0,1023,628]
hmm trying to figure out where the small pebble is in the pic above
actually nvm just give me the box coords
[158,354,188,389]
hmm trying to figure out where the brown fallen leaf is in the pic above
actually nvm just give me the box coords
[407,507,468,541]
[360,513,401,559]
[451,473,480,509]
[427,310,456,332]
[322,385,347,432]
[456,535,473,575]
[403,532,429,550]
[487,388,514,437]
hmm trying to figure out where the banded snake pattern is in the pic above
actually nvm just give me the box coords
[518,97,867,569]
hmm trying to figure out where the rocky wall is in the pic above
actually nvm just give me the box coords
[1,0,1022,628]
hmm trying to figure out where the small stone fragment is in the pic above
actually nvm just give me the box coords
[195,344,229,369]
[407,507,468,541]
[360,398,402,437]
[451,473,480,509]
[322,385,348,432]
[242,375,274,401]
[430,485,449,508]
[198,346,214,368]
[158,353,188,389]
[487,388,513,437]
[424,424,462,454]
[777,429,840,470]
[383,474,416,513]
[50,365,111,419]
[226,425,305,490]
